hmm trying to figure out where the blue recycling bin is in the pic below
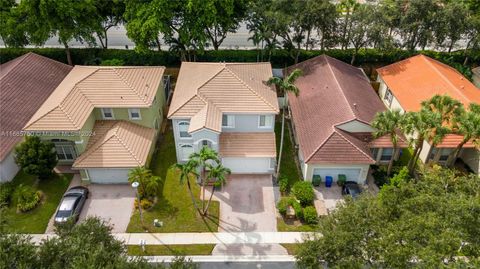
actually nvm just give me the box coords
[325,176,333,188]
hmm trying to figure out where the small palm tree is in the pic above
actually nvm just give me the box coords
[128,166,161,200]
[173,160,201,214]
[447,103,480,166]
[371,109,403,176]
[189,147,220,211]
[203,163,231,216]
[267,68,303,177]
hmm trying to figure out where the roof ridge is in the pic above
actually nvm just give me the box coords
[113,68,150,105]
[305,131,336,162]
[224,66,277,111]
[113,122,143,165]
[57,104,79,129]
[77,122,121,165]
[421,55,470,103]
[325,56,357,119]
[334,129,375,162]
[168,95,207,117]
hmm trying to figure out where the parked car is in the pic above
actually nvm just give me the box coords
[341,181,362,199]
[54,186,89,224]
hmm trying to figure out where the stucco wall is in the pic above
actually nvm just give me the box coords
[221,114,275,133]
[304,163,370,184]
[377,76,405,113]
[0,150,20,183]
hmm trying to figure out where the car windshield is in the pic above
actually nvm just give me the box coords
[58,196,78,211]
[56,210,72,218]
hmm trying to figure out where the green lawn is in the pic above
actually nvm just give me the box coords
[127,244,215,256]
[4,171,73,233]
[277,217,318,232]
[127,127,220,233]
[281,243,301,255]
[275,120,302,187]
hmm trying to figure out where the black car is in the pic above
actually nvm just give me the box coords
[54,186,89,224]
[342,181,362,198]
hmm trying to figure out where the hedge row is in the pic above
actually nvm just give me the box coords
[1,47,477,70]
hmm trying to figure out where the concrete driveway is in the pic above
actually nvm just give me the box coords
[205,174,278,232]
[46,175,135,233]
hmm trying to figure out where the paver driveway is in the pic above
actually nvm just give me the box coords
[46,175,135,233]
[206,174,278,232]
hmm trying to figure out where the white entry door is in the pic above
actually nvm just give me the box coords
[87,168,130,184]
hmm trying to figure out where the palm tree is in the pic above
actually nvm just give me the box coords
[421,94,464,126]
[173,160,201,214]
[128,166,161,200]
[203,163,231,216]
[188,147,220,212]
[371,109,403,176]
[267,68,303,177]
[402,108,448,174]
[447,103,480,166]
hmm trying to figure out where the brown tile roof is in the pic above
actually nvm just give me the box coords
[72,120,155,168]
[436,134,476,148]
[377,54,480,112]
[0,53,72,161]
[24,65,165,131]
[368,133,409,148]
[168,62,279,132]
[219,132,276,158]
[288,55,386,164]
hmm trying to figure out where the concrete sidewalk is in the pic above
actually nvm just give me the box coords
[29,232,315,245]
[139,255,296,262]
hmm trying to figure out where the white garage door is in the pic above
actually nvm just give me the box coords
[312,168,361,183]
[222,157,272,174]
[87,169,130,184]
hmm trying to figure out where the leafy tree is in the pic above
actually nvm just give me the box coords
[93,0,125,49]
[15,136,58,180]
[371,109,403,176]
[311,0,337,50]
[463,0,480,65]
[0,233,38,268]
[336,0,360,50]
[203,163,231,215]
[124,0,163,52]
[296,166,480,268]
[267,69,302,177]
[347,3,375,64]
[0,0,29,47]
[434,1,469,52]
[246,0,279,61]
[128,166,162,200]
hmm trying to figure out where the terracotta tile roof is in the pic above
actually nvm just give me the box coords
[368,133,409,148]
[288,55,386,164]
[24,65,165,131]
[0,53,72,161]
[168,62,279,131]
[436,134,476,148]
[72,120,155,168]
[219,132,276,158]
[377,54,480,112]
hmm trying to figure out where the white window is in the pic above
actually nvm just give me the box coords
[380,148,393,161]
[178,121,191,138]
[438,148,453,162]
[180,144,194,160]
[128,108,141,120]
[384,89,393,106]
[259,115,274,128]
[101,108,114,119]
[370,148,379,160]
[222,114,235,128]
[54,143,76,161]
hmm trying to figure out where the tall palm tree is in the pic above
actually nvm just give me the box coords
[189,147,220,212]
[447,103,480,166]
[421,94,464,126]
[173,160,201,214]
[402,108,448,174]
[267,68,303,177]
[371,109,403,176]
[203,163,231,216]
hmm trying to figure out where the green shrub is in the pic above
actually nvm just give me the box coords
[135,198,154,210]
[279,176,289,193]
[14,185,42,212]
[292,181,315,206]
[100,58,125,66]
[0,182,14,206]
[372,166,389,187]
[303,206,318,224]
[277,197,292,215]
[292,200,303,220]
[312,175,321,187]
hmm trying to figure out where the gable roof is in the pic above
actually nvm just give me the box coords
[288,55,386,164]
[377,54,480,112]
[72,120,155,168]
[0,53,72,161]
[167,62,279,132]
[24,65,165,131]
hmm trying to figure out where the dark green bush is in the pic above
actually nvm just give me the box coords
[292,200,303,220]
[292,181,315,206]
[312,175,321,187]
[279,176,289,193]
[303,206,318,224]
[277,196,303,220]
[14,184,42,212]
[0,182,14,206]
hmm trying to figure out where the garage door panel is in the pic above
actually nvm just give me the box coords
[88,169,130,184]
[222,157,271,174]
[312,168,361,183]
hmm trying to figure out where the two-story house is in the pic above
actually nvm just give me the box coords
[23,65,166,183]
[287,55,407,184]
[167,62,279,174]
[377,54,480,173]
[0,53,72,183]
